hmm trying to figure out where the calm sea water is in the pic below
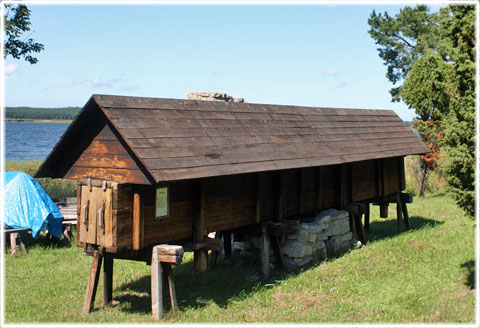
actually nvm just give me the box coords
[5,122,70,161]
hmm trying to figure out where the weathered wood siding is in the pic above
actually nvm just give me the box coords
[65,122,150,184]
[77,157,405,252]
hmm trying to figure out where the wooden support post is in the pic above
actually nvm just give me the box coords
[261,225,270,281]
[345,203,367,245]
[270,234,284,269]
[354,214,366,245]
[379,202,389,218]
[401,201,411,230]
[364,203,370,233]
[151,248,163,320]
[399,157,406,191]
[193,180,208,271]
[9,233,27,255]
[151,245,183,319]
[348,212,358,240]
[103,254,113,306]
[161,263,177,311]
[9,233,17,256]
[396,193,404,233]
[223,231,232,259]
[83,250,103,314]
[132,192,144,250]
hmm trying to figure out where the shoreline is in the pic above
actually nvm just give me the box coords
[5,118,73,123]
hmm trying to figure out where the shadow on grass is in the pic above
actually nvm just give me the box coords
[461,260,475,290]
[10,231,71,250]
[366,216,443,243]
[114,255,296,314]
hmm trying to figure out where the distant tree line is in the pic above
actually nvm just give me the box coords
[6,107,81,120]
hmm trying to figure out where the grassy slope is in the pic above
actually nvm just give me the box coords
[4,194,475,324]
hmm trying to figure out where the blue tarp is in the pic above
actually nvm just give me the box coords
[4,171,63,238]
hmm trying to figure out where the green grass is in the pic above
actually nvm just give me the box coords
[5,161,76,199]
[4,194,475,323]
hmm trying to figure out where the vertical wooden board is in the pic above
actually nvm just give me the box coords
[151,248,163,320]
[132,192,143,250]
[114,184,133,249]
[351,160,377,202]
[316,166,322,210]
[92,187,105,246]
[384,157,400,195]
[299,168,305,214]
[104,188,114,248]
[76,185,83,245]
[285,170,299,217]
[79,185,89,244]
[399,157,406,191]
[302,167,316,213]
[96,186,105,246]
[255,173,263,224]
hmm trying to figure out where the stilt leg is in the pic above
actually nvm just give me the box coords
[364,203,370,233]
[18,235,27,254]
[401,201,411,230]
[349,212,358,240]
[10,233,18,256]
[151,248,163,320]
[396,193,403,233]
[355,214,367,245]
[83,250,103,314]
[162,263,177,311]
[103,254,113,305]
[194,249,208,271]
[223,231,232,259]
[269,233,284,269]
[261,225,270,280]
[208,232,220,270]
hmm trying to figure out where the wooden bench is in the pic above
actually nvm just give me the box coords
[55,198,78,244]
[5,228,30,255]
[82,244,184,320]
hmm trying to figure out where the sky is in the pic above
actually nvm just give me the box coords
[3,2,440,121]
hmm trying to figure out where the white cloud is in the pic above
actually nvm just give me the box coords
[333,81,347,89]
[121,84,140,92]
[92,77,122,88]
[5,64,19,76]
[323,69,339,77]
[71,78,87,86]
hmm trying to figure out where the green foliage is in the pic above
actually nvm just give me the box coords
[400,51,451,122]
[5,161,76,199]
[6,106,81,120]
[4,4,44,64]
[369,5,475,216]
[438,5,476,217]
[368,5,439,102]
[4,195,475,323]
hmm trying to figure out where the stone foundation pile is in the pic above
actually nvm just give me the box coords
[231,208,354,269]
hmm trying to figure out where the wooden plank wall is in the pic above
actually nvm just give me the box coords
[106,156,406,250]
[65,122,150,184]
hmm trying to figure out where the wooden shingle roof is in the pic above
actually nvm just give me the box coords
[37,94,429,183]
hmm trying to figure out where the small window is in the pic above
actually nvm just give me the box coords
[155,186,169,219]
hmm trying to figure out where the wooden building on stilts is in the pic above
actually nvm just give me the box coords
[36,94,429,317]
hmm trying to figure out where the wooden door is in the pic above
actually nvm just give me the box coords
[78,180,114,248]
